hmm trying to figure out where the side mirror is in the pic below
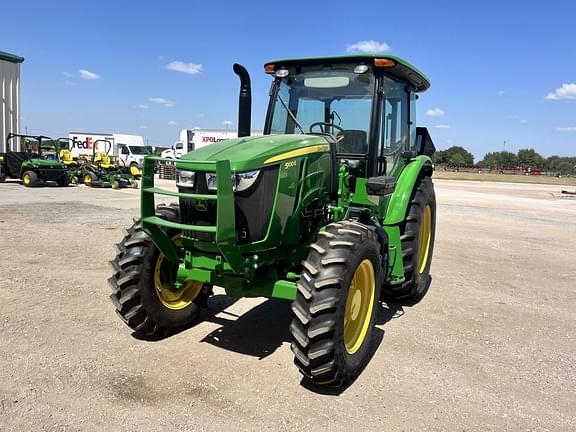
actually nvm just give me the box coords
[415,127,435,157]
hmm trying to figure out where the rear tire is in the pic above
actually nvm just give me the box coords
[109,204,210,336]
[290,221,383,387]
[381,175,436,305]
[22,171,38,187]
[83,171,97,186]
[57,175,70,187]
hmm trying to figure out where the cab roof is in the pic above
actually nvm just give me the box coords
[264,54,430,92]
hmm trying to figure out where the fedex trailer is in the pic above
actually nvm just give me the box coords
[68,132,149,167]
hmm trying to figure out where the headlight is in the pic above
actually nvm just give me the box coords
[233,170,261,192]
[176,169,195,188]
[205,173,218,191]
[203,170,261,192]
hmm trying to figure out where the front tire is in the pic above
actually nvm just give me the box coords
[290,221,383,387]
[381,175,436,305]
[22,171,38,187]
[109,204,210,336]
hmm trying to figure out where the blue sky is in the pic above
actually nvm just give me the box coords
[1,1,575,161]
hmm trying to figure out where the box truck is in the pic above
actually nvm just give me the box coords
[68,132,150,168]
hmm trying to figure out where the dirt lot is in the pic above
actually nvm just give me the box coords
[0,178,575,431]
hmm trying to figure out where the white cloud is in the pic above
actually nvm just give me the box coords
[64,81,77,87]
[426,108,445,117]
[138,104,149,109]
[519,119,528,124]
[63,72,73,78]
[165,61,203,75]
[168,120,178,125]
[557,126,576,132]
[346,40,390,53]
[149,97,175,107]
[545,83,576,100]
[79,69,101,80]
[223,120,233,126]
[435,124,451,129]
[139,125,148,129]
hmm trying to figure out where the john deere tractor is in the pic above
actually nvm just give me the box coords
[109,54,436,387]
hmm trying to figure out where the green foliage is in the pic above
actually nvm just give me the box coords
[432,146,474,166]
[544,156,576,175]
[478,151,518,168]
[517,148,544,169]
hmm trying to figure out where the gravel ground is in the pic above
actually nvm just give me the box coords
[0,178,575,431]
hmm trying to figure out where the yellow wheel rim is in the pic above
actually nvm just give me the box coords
[84,174,92,185]
[23,174,31,185]
[417,205,432,274]
[153,236,203,310]
[344,259,375,355]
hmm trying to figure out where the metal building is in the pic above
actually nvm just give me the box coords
[0,50,24,153]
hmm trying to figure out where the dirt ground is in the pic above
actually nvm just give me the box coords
[0,178,574,431]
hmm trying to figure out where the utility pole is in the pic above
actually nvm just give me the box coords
[503,140,506,152]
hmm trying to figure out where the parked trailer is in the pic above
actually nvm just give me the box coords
[161,129,262,159]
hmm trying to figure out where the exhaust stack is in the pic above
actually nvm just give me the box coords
[233,63,252,138]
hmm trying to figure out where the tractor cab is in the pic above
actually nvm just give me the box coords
[264,55,434,180]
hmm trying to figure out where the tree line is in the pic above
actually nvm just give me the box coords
[432,146,576,175]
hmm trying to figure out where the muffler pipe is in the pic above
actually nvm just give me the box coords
[233,63,252,138]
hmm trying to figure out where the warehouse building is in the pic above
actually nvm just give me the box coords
[0,50,24,153]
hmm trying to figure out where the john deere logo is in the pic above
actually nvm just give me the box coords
[195,199,208,211]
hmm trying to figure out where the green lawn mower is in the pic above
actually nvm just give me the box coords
[51,137,84,184]
[82,139,137,189]
[0,133,69,187]
[109,54,437,387]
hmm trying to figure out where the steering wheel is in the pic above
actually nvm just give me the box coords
[309,122,345,137]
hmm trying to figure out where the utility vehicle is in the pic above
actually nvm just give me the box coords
[0,133,69,187]
[110,54,436,386]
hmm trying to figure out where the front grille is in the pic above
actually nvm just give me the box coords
[178,167,278,244]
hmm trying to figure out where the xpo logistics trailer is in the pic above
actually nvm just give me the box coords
[161,129,262,159]
[68,132,149,168]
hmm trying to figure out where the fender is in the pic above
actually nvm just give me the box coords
[383,155,433,225]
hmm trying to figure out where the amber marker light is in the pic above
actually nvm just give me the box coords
[264,64,275,74]
[374,58,396,68]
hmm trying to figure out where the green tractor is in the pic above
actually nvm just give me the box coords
[0,133,69,187]
[82,139,137,189]
[109,54,436,387]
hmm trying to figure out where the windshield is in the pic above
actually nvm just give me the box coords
[128,146,151,155]
[269,64,375,154]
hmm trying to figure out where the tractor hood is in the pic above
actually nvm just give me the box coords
[178,134,330,172]
[29,158,65,168]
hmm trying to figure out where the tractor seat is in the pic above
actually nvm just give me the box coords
[337,130,368,154]
[94,152,115,169]
[59,149,77,166]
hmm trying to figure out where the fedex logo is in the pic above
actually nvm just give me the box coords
[71,136,95,149]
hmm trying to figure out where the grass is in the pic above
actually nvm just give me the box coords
[433,171,576,186]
